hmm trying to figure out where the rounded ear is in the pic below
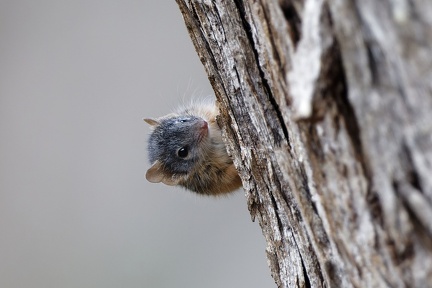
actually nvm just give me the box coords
[146,161,165,183]
[143,118,160,127]
[145,161,181,186]
[160,176,180,186]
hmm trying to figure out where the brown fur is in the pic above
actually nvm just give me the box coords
[145,100,242,196]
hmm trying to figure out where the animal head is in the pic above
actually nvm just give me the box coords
[144,115,209,186]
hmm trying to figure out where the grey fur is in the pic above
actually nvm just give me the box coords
[147,115,204,175]
[145,102,242,195]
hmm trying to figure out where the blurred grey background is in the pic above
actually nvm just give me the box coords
[0,1,273,287]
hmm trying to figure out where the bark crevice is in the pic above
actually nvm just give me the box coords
[175,0,432,286]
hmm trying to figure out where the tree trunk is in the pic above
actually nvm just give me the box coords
[175,0,432,287]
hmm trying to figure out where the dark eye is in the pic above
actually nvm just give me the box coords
[177,147,188,158]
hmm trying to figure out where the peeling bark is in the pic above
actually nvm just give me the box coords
[175,0,432,287]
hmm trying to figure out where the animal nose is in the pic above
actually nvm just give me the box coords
[200,120,208,130]
[196,120,208,141]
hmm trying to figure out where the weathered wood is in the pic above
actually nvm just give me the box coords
[175,0,432,287]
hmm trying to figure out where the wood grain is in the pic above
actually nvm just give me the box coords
[176,0,432,287]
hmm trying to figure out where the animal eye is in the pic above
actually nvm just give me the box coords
[177,147,188,158]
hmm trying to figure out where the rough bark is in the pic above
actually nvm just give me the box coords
[175,0,432,287]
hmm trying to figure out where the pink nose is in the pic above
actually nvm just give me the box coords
[200,120,208,130]
[197,120,208,141]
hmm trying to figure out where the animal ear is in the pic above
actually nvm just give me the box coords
[160,175,181,186]
[145,161,181,186]
[143,118,160,127]
[146,161,165,182]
